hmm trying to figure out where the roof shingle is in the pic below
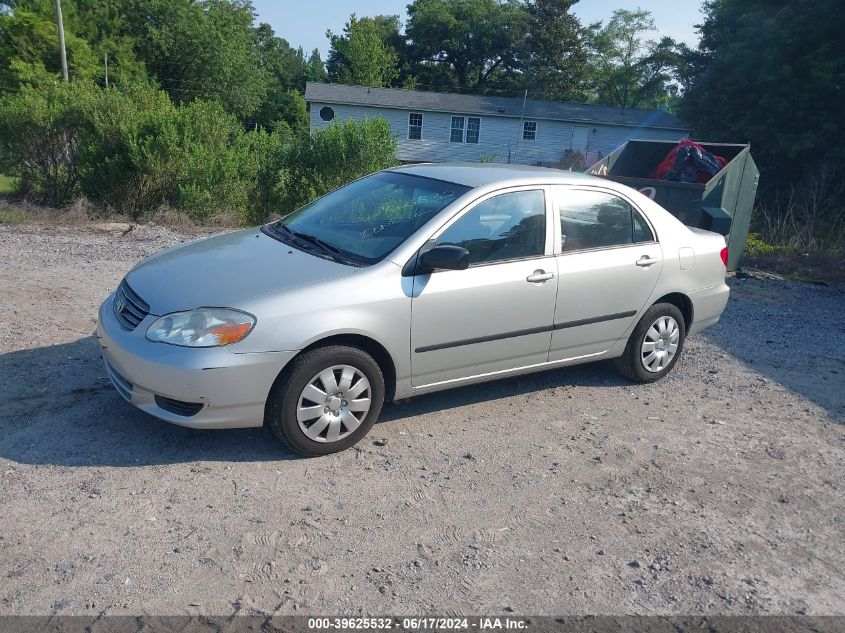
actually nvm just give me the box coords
[305,82,687,131]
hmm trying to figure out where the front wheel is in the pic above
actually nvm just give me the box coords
[266,345,385,456]
[615,303,686,383]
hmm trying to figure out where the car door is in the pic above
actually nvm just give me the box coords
[549,186,663,362]
[410,187,558,387]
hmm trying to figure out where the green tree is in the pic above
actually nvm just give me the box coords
[120,0,269,118]
[522,0,588,102]
[405,0,526,92]
[252,22,310,133]
[305,48,327,83]
[584,9,680,109]
[327,14,400,87]
[0,0,146,87]
[255,22,307,91]
[0,5,100,86]
[69,0,146,85]
[253,88,307,140]
[680,0,845,187]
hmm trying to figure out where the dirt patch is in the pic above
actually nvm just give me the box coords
[743,250,845,285]
[0,223,843,616]
[0,199,243,232]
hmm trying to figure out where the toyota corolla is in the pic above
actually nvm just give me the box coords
[97,164,730,455]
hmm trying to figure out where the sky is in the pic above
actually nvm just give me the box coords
[251,0,705,57]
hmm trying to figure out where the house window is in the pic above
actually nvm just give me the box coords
[450,116,465,143]
[523,121,537,141]
[408,112,423,140]
[319,106,335,122]
[466,117,480,144]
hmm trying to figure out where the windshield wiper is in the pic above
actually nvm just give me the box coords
[277,224,356,265]
[293,231,342,255]
[271,222,301,244]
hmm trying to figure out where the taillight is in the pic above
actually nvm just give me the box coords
[720,247,728,267]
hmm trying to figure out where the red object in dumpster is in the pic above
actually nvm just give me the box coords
[650,139,728,184]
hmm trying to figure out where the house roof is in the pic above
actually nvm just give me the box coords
[305,82,687,131]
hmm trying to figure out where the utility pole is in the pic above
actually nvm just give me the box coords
[53,0,69,82]
[104,52,109,87]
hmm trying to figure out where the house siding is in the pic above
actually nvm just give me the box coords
[309,103,686,167]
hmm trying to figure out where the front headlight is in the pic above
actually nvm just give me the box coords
[146,308,256,347]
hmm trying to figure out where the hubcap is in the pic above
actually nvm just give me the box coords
[640,315,680,373]
[296,365,371,443]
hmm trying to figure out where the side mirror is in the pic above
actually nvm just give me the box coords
[419,245,470,272]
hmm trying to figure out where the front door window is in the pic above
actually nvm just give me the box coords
[436,190,546,264]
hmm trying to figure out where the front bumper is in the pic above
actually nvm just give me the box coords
[96,295,297,429]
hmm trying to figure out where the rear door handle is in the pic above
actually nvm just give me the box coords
[635,256,659,267]
[526,270,555,283]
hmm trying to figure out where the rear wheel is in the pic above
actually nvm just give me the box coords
[615,302,686,383]
[266,345,385,456]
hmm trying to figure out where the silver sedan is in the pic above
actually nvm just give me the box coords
[97,164,730,455]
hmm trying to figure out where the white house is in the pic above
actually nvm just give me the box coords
[304,82,688,168]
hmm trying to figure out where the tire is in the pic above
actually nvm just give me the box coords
[266,345,385,456]
[614,302,686,384]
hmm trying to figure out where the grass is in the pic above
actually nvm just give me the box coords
[743,249,845,284]
[744,233,790,257]
[0,174,25,223]
[0,208,25,224]
[0,173,19,196]
[742,232,845,283]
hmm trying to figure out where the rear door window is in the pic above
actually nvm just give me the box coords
[556,189,651,252]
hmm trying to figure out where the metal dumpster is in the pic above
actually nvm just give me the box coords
[586,140,759,270]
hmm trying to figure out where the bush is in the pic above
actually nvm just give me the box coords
[0,80,92,205]
[0,207,25,224]
[0,81,399,225]
[752,164,845,251]
[245,130,288,225]
[744,233,784,257]
[0,173,19,196]
[75,81,178,214]
[281,117,399,211]
[74,85,259,221]
[167,100,262,222]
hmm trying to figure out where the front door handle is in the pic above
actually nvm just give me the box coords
[526,270,555,283]
[635,256,659,267]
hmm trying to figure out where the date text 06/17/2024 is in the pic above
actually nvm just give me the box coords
[306,617,528,630]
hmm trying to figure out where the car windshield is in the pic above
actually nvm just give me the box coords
[264,171,470,265]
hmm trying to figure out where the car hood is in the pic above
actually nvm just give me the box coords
[125,228,356,315]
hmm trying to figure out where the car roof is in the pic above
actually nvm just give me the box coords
[389,162,595,188]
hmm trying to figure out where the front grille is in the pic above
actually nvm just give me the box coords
[154,395,204,417]
[113,279,150,330]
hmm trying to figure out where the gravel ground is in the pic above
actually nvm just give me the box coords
[0,222,843,617]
